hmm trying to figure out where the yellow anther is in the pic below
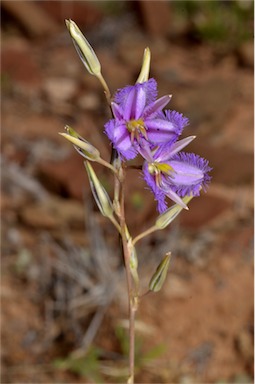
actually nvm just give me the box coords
[148,162,175,186]
[126,119,147,143]
[156,163,174,174]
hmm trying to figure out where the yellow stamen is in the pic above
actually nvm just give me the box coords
[126,119,147,143]
[148,162,175,187]
[156,163,174,174]
[155,171,162,186]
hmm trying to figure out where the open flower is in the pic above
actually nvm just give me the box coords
[141,138,212,213]
[104,78,189,160]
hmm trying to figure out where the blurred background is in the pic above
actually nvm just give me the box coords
[1,1,254,383]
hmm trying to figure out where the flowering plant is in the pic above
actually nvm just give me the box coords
[61,20,212,384]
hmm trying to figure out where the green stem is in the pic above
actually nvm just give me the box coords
[119,167,137,384]
[97,157,118,174]
[108,215,121,234]
[97,72,111,105]
[132,225,158,246]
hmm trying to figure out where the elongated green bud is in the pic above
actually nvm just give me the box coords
[84,161,113,218]
[65,19,101,76]
[136,47,151,83]
[59,126,100,161]
[64,125,83,139]
[156,196,193,230]
[149,252,171,292]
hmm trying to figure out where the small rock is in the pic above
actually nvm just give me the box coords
[77,93,101,112]
[2,44,42,93]
[20,204,61,229]
[20,197,85,230]
[2,112,64,141]
[235,329,253,361]
[38,0,103,28]
[37,153,87,200]
[43,78,78,102]
[237,41,254,68]
[165,275,190,299]
[138,0,171,37]
[49,197,85,229]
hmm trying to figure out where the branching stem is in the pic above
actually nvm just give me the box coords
[97,72,111,105]
[97,158,118,174]
[132,225,158,246]
[108,215,121,234]
[98,71,138,383]
[119,167,137,384]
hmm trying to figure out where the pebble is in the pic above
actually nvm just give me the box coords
[43,77,78,102]
[20,197,85,230]
[237,41,254,68]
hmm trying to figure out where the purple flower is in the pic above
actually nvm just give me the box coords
[142,138,212,213]
[104,78,189,160]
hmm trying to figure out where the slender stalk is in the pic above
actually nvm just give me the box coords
[127,304,136,384]
[97,157,118,174]
[97,72,111,105]
[119,167,137,384]
[98,71,137,382]
[108,215,121,234]
[132,225,158,246]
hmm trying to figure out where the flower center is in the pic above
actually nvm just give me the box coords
[148,162,175,186]
[126,119,148,143]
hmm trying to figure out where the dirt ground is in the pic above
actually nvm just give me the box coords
[1,1,254,383]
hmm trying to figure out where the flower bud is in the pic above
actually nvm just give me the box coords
[136,47,151,84]
[155,195,193,230]
[84,161,113,218]
[65,19,101,76]
[59,126,100,161]
[149,252,171,292]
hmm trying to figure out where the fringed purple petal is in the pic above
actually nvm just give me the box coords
[164,110,189,132]
[166,152,212,196]
[161,185,188,209]
[104,119,137,160]
[114,78,158,110]
[144,109,188,146]
[172,152,212,174]
[104,119,115,142]
[142,151,212,212]
[152,135,196,164]
[146,119,179,145]
[157,195,168,214]
[143,95,172,119]
[142,78,158,104]
[153,135,196,163]
[122,84,147,120]
[153,142,176,162]
[156,110,189,137]
[164,136,196,158]
[137,139,154,162]
[114,84,134,105]
[111,102,124,120]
